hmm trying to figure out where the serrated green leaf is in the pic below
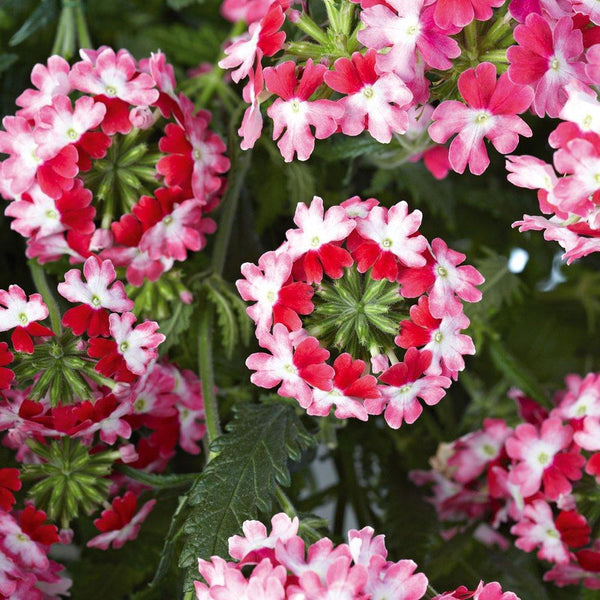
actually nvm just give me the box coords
[9,0,57,46]
[211,277,252,348]
[205,280,238,358]
[179,403,314,572]
[158,302,193,355]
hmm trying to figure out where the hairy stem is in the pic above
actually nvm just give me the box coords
[198,308,221,461]
[275,485,297,517]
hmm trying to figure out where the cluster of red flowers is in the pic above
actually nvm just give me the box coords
[217,0,600,261]
[238,196,484,428]
[0,257,206,591]
[0,498,71,599]
[194,511,520,600]
[413,373,600,589]
[509,97,600,262]
[0,47,229,286]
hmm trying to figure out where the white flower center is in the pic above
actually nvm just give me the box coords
[193,148,203,161]
[105,85,118,97]
[434,331,443,343]
[119,341,129,352]
[475,112,490,125]
[382,238,392,249]
[311,236,320,248]
[45,209,59,219]
[291,99,301,113]
[18,312,28,325]
[66,127,78,140]
[436,265,448,278]
[90,295,101,307]
[550,57,560,71]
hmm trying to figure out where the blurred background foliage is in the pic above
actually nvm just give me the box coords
[1,1,599,599]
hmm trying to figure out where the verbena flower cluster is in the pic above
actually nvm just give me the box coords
[194,512,520,600]
[413,373,600,589]
[217,0,600,261]
[0,47,229,286]
[0,255,207,596]
[0,0,598,597]
[238,195,484,428]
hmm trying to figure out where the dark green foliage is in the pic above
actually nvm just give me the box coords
[179,402,314,573]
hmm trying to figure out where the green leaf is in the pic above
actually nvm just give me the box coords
[179,402,314,572]
[488,338,549,406]
[0,53,17,72]
[467,248,524,319]
[9,0,57,46]
[317,135,389,161]
[205,278,238,358]
[158,302,193,355]
[143,23,223,66]
[150,495,188,587]
[167,0,204,8]
[287,161,316,209]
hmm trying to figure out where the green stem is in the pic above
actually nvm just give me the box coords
[323,0,341,32]
[482,11,513,49]
[211,148,252,276]
[29,261,62,334]
[294,13,329,45]
[75,4,92,49]
[463,21,479,52]
[480,49,508,64]
[426,584,441,599]
[198,308,221,461]
[275,485,297,517]
[51,9,67,55]
[61,7,76,59]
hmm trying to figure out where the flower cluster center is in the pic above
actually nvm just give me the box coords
[305,265,407,363]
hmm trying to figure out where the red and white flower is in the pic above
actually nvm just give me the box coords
[87,491,156,550]
[506,417,585,500]
[323,50,413,144]
[430,62,534,175]
[58,256,133,336]
[264,60,343,162]
[0,285,53,354]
